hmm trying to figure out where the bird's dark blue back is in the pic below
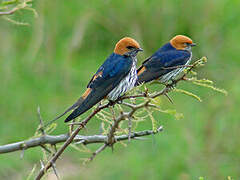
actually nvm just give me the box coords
[88,53,132,89]
[154,42,175,55]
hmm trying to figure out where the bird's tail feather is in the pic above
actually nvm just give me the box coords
[53,97,84,121]
[64,90,104,122]
[43,97,85,128]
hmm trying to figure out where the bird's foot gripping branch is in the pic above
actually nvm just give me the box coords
[0,57,227,179]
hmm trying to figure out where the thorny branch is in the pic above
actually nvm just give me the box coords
[36,58,205,179]
[0,127,163,154]
[0,57,212,179]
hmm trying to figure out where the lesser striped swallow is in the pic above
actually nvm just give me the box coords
[136,35,196,85]
[55,37,143,122]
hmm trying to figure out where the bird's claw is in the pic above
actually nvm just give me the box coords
[108,97,123,107]
[108,100,115,106]
[116,99,123,104]
[116,95,125,104]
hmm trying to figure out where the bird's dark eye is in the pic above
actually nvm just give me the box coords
[127,46,135,50]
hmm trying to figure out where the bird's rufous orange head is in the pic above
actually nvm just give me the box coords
[170,35,196,50]
[114,37,143,56]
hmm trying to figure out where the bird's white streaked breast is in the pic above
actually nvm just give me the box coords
[107,58,137,101]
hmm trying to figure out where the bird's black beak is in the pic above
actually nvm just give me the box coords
[137,47,143,52]
[190,43,197,47]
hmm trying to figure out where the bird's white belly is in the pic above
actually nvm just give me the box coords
[107,61,137,101]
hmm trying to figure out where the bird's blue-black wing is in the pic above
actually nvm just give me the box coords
[137,50,190,84]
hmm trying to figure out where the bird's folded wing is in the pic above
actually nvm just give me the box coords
[137,51,190,83]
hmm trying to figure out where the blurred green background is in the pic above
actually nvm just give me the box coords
[0,0,240,179]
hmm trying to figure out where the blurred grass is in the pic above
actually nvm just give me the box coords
[0,0,240,179]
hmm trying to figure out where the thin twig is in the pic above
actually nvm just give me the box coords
[88,144,108,162]
[161,64,193,70]
[0,0,31,15]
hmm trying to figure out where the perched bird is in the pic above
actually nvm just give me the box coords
[55,37,143,122]
[136,35,196,85]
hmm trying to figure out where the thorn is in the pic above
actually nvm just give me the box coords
[111,144,114,153]
[87,144,108,162]
[40,160,45,169]
[110,106,116,121]
[37,106,45,135]
[69,119,76,134]
[51,162,60,180]
[157,126,164,132]
[128,118,132,143]
[40,145,52,154]
[74,139,85,145]
[144,86,149,96]
[20,149,25,159]
[52,144,58,153]
[164,93,174,104]
[82,125,88,132]
[133,137,147,140]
